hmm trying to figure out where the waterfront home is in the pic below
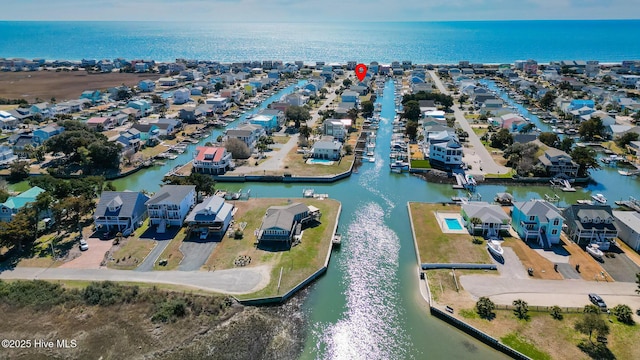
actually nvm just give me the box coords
[412,83,433,93]
[225,124,265,153]
[496,113,528,133]
[193,146,233,175]
[341,91,359,104]
[86,117,113,131]
[250,114,279,131]
[185,196,234,240]
[258,203,318,246]
[150,118,181,137]
[0,110,18,130]
[0,186,45,222]
[220,89,242,103]
[205,96,230,111]
[605,125,640,140]
[159,77,177,87]
[179,106,210,123]
[627,141,640,156]
[429,139,463,170]
[0,145,18,167]
[284,93,308,107]
[567,99,595,112]
[537,148,579,179]
[146,185,196,233]
[612,211,640,252]
[461,202,511,238]
[127,99,152,116]
[94,191,150,234]
[311,137,342,160]
[511,200,564,248]
[322,119,348,142]
[80,90,102,104]
[479,99,504,115]
[33,124,64,144]
[173,88,191,105]
[131,122,160,143]
[115,129,142,153]
[562,204,618,251]
[138,79,156,92]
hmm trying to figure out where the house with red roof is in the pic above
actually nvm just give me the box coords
[192,146,233,175]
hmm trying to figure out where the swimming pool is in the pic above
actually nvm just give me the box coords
[306,158,334,165]
[445,218,464,231]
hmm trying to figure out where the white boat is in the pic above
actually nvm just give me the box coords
[586,244,604,259]
[487,240,504,257]
[591,193,607,204]
[390,160,409,170]
[390,167,402,174]
[364,156,375,162]
[577,199,594,205]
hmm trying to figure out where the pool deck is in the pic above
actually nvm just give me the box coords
[434,211,469,234]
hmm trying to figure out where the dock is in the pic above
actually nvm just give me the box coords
[615,196,640,212]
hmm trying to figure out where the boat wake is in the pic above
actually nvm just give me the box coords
[312,202,409,360]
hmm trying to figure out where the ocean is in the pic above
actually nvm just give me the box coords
[1,20,639,64]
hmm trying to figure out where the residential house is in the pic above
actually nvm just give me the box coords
[0,145,18,167]
[511,200,564,248]
[33,124,64,144]
[30,102,52,119]
[225,124,265,153]
[80,90,102,104]
[115,129,142,153]
[341,90,359,103]
[0,110,18,130]
[126,100,152,117]
[419,100,437,114]
[185,196,234,240]
[612,211,640,252]
[0,186,45,222]
[150,118,181,137]
[567,99,595,112]
[562,204,618,250]
[258,203,318,245]
[131,123,160,145]
[192,146,233,175]
[173,88,191,104]
[138,79,156,92]
[86,117,113,131]
[497,113,528,132]
[429,139,463,169]
[538,148,579,178]
[159,77,177,87]
[146,185,196,232]
[94,191,150,234]
[461,202,511,237]
[322,119,348,142]
[284,93,308,107]
[10,134,34,158]
[627,141,640,156]
[205,96,229,111]
[311,137,342,160]
[250,114,279,131]
[480,99,504,115]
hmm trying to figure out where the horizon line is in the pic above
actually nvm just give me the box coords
[1,18,640,23]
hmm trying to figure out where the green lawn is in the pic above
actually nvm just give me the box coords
[8,180,31,192]
[501,333,552,360]
[410,159,431,169]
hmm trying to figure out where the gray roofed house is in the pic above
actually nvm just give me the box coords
[538,148,579,179]
[461,202,511,237]
[94,191,150,234]
[258,203,317,245]
[311,137,343,160]
[185,196,234,240]
[146,185,197,232]
[562,204,618,250]
[613,211,640,251]
[511,199,564,248]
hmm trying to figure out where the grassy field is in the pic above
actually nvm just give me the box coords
[107,237,155,270]
[204,198,340,299]
[410,159,431,169]
[271,135,291,144]
[7,180,31,193]
[280,146,354,176]
[153,231,186,271]
[484,170,516,179]
[409,203,490,264]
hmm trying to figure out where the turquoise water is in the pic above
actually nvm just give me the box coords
[445,218,464,231]
[307,159,334,165]
[2,21,640,63]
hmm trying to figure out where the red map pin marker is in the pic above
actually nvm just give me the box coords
[355,63,367,82]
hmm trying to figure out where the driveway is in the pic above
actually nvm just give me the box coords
[0,265,271,295]
[59,237,113,269]
[598,249,640,282]
[178,240,218,271]
[492,247,528,280]
[134,240,171,272]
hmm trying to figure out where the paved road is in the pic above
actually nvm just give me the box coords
[428,71,509,175]
[0,265,270,295]
[179,240,218,271]
[135,239,171,272]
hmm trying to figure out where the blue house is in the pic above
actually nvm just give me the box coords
[249,80,263,91]
[341,90,359,103]
[131,123,160,144]
[80,90,102,104]
[127,100,151,116]
[0,186,45,222]
[33,124,64,144]
[568,99,595,112]
[138,79,156,92]
[250,114,279,130]
[511,200,564,248]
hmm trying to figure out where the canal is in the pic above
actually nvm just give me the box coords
[110,78,640,358]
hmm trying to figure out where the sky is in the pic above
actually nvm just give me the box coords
[2,0,639,21]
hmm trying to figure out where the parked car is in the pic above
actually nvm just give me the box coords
[79,239,89,251]
[588,293,607,311]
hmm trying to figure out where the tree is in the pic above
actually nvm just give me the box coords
[571,146,600,177]
[513,299,529,320]
[550,305,563,320]
[578,117,605,141]
[361,100,374,118]
[475,296,496,319]
[611,304,634,325]
[583,304,601,314]
[0,206,36,251]
[299,126,312,141]
[540,91,557,110]
[538,132,560,147]
[224,138,251,159]
[560,137,574,153]
[343,144,353,155]
[575,313,610,344]
[104,182,116,192]
[342,78,352,87]
[402,100,421,122]
[347,108,359,122]
[285,105,311,124]
[164,173,216,196]
[490,128,513,149]
[615,132,639,149]
[405,121,418,141]
[8,160,30,182]
[214,82,224,91]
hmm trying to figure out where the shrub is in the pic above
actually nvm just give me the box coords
[234,230,243,239]
[513,299,529,320]
[475,296,496,320]
[550,305,563,320]
[152,298,188,323]
[612,304,634,325]
[0,280,71,309]
[82,281,139,306]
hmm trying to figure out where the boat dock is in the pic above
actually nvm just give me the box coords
[615,196,640,212]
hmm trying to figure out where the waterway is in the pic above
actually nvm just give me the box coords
[109,79,640,358]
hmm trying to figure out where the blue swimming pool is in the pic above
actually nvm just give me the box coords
[445,218,463,231]
[307,158,334,165]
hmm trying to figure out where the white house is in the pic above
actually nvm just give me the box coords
[0,110,18,130]
[146,185,196,232]
[311,137,342,160]
[173,88,191,104]
[613,211,640,251]
[429,139,463,169]
[322,119,348,142]
[185,196,234,240]
[225,124,265,153]
[192,146,233,175]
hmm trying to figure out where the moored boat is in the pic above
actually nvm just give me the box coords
[591,193,607,204]
[487,240,504,257]
[586,244,603,259]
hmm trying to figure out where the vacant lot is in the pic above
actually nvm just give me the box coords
[204,198,340,299]
[0,70,161,102]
